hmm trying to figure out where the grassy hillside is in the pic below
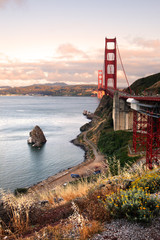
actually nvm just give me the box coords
[98,130,139,175]
[128,72,160,94]
[147,80,160,94]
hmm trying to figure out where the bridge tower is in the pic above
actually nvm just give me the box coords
[98,70,104,99]
[105,38,117,91]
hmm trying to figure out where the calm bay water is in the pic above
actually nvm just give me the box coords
[0,96,99,192]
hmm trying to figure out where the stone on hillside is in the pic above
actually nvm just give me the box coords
[28,125,47,147]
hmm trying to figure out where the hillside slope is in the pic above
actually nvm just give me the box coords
[128,72,160,94]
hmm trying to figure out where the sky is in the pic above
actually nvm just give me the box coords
[0,0,160,88]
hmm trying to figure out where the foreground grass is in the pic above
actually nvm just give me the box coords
[0,163,160,239]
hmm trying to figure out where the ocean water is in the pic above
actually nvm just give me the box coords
[0,96,99,192]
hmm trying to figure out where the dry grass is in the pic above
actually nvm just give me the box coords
[23,223,73,240]
[0,190,36,237]
[21,201,102,240]
[35,178,96,205]
[22,220,102,240]
[57,180,95,202]
[79,220,103,240]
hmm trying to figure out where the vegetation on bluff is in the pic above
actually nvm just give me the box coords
[98,130,139,175]
[128,72,160,95]
[85,95,139,175]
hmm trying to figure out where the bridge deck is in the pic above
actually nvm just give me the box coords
[106,88,160,102]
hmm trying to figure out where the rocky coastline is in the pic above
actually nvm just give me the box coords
[70,136,88,162]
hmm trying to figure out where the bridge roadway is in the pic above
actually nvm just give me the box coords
[106,88,160,102]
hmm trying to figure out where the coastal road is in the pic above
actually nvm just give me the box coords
[83,131,106,163]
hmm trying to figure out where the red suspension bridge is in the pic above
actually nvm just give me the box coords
[98,37,160,169]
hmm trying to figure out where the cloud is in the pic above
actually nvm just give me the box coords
[116,37,160,86]
[0,39,160,88]
[56,43,88,60]
[131,38,160,49]
[0,0,24,8]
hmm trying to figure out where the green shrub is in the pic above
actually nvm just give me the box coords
[98,131,139,175]
[14,188,28,196]
[98,131,132,154]
[103,188,160,223]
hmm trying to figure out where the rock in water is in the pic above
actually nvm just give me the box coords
[28,125,47,147]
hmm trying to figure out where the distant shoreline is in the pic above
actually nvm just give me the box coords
[0,94,97,97]
[0,84,98,97]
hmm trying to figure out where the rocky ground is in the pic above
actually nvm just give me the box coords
[91,216,160,240]
[91,192,160,240]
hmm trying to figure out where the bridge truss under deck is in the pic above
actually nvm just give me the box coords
[133,110,160,169]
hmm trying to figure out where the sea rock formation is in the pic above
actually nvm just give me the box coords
[28,125,47,147]
[83,110,94,119]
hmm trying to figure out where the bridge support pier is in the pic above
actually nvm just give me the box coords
[112,92,133,131]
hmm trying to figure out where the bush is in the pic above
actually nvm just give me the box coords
[131,170,160,194]
[14,188,28,196]
[77,189,111,222]
[103,188,160,223]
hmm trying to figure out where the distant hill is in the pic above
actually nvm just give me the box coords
[128,72,160,95]
[0,84,97,96]
[32,82,68,87]
[0,86,11,89]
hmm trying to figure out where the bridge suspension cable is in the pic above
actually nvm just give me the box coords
[116,42,132,94]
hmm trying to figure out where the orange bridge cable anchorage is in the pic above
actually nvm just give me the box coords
[116,42,132,94]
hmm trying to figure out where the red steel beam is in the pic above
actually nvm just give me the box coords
[104,38,117,91]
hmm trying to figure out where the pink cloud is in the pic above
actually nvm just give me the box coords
[131,38,160,49]
[0,39,160,88]
[56,43,88,59]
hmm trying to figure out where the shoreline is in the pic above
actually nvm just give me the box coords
[29,127,106,193]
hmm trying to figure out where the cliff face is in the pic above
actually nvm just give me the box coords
[83,95,113,145]
[94,95,113,119]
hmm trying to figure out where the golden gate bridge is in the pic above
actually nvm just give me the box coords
[98,37,160,169]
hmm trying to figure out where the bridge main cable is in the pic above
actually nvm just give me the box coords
[116,42,132,94]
